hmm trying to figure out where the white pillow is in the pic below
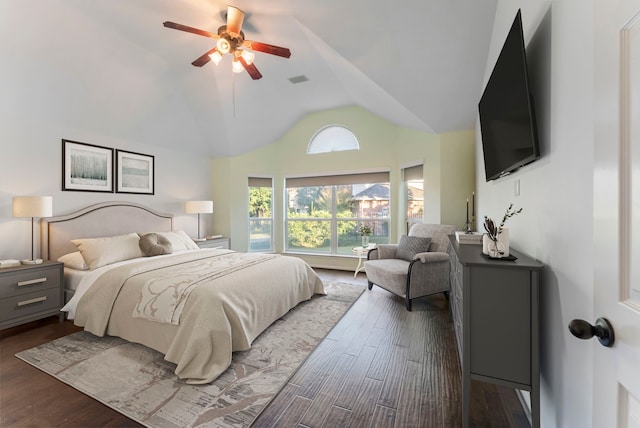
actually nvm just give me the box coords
[154,230,199,251]
[71,232,144,270]
[57,251,89,271]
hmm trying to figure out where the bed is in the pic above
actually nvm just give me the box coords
[42,201,325,384]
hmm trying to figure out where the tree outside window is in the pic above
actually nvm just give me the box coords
[285,179,390,254]
[248,178,273,251]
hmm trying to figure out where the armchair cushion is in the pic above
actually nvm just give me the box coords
[396,235,432,261]
[363,259,411,297]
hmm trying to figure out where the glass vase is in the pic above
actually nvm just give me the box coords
[482,228,510,258]
[498,227,510,256]
[361,236,369,248]
[482,234,491,255]
[487,240,506,258]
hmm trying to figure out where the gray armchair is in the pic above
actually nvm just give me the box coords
[364,223,457,311]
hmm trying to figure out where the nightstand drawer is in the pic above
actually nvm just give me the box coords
[0,286,62,323]
[197,237,230,249]
[0,265,61,298]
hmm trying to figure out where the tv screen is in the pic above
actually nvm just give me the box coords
[479,9,540,181]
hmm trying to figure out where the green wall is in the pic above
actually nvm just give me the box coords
[212,106,475,270]
[441,130,477,229]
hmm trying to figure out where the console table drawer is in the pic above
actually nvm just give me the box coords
[0,286,62,323]
[469,268,532,385]
[0,265,61,298]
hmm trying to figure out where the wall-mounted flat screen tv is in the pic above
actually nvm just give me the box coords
[479,9,540,181]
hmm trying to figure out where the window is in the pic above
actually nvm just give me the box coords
[403,165,424,234]
[285,172,390,255]
[307,125,359,154]
[248,177,273,252]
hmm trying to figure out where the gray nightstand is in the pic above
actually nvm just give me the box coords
[0,261,64,329]
[196,237,230,250]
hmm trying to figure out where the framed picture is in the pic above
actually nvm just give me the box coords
[116,150,154,194]
[62,139,114,192]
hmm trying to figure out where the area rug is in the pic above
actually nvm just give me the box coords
[15,281,363,428]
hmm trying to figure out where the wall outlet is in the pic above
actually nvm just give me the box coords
[514,179,521,197]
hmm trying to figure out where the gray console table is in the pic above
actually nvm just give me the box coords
[448,236,543,428]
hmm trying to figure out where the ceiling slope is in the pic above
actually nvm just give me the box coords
[1,0,497,157]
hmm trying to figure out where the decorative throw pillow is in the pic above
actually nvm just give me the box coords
[139,233,173,257]
[396,235,432,261]
[151,230,200,251]
[71,233,144,270]
[57,251,89,271]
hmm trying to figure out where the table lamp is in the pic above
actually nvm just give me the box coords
[12,196,53,264]
[185,200,213,241]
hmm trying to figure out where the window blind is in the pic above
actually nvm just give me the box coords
[402,165,423,181]
[286,171,390,188]
[248,177,273,187]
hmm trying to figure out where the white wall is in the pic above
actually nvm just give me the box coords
[0,121,213,261]
[477,1,594,427]
[0,3,216,261]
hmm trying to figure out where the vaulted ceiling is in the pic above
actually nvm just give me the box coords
[1,0,497,157]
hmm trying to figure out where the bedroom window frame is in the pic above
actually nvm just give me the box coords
[402,164,424,234]
[248,177,273,252]
[284,172,390,255]
[306,125,359,154]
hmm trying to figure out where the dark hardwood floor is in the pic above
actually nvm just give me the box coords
[0,269,528,427]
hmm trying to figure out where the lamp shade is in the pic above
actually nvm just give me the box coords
[185,200,213,214]
[12,196,53,218]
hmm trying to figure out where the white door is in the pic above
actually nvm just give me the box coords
[593,1,640,426]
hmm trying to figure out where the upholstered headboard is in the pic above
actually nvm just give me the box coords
[41,201,173,261]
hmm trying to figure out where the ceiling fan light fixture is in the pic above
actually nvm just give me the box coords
[164,5,290,80]
[232,58,243,73]
[209,50,223,65]
[216,37,231,54]
[240,50,255,65]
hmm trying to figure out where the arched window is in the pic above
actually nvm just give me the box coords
[307,125,359,154]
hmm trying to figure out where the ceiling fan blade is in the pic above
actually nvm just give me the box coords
[226,6,245,35]
[243,40,291,58]
[163,21,218,39]
[238,56,263,80]
[191,48,218,67]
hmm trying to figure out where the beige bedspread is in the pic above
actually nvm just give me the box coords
[74,249,325,384]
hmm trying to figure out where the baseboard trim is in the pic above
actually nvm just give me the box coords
[310,263,352,272]
[515,389,532,426]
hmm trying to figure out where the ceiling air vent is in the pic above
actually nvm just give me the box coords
[288,75,309,84]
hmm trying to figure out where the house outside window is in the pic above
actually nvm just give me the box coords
[248,177,273,252]
[403,164,424,233]
[285,172,390,255]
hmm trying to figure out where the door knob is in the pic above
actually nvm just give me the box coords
[568,317,615,347]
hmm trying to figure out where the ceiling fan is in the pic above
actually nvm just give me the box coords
[163,5,291,80]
